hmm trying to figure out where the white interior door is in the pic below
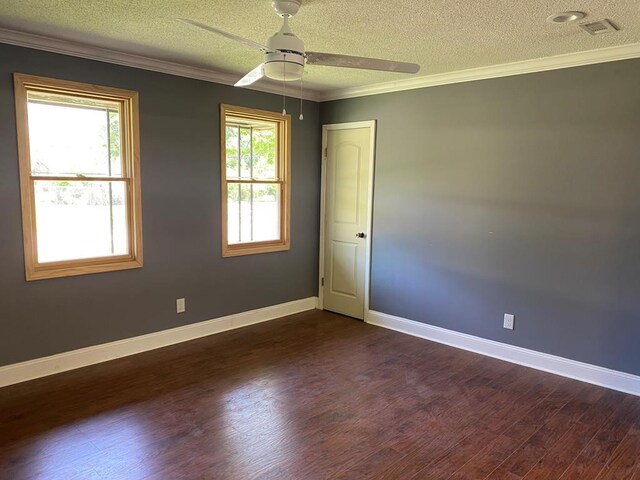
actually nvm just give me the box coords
[321,124,374,319]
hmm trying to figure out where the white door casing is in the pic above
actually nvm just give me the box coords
[319,121,376,320]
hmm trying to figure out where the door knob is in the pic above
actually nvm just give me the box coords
[356,232,366,238]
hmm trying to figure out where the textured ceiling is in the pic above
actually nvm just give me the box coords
[1,0,639,94]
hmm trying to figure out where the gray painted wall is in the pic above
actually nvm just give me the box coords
[321,59,640,376]
[0,43,321,366]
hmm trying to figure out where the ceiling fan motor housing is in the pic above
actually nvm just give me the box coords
[264,20,305,81]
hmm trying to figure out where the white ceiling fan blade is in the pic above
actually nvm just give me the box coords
[306,52,420,74]
[235,64,265,87]
[178,18,271,52]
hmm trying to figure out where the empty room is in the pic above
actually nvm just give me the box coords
[1,1,639,479]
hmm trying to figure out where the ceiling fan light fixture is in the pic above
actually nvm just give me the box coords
[546,11,586,23]
[264,62,304,81]
[264,52,305,81]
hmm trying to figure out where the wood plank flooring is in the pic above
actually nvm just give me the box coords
[1,309,639,479]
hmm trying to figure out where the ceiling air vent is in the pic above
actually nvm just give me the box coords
[579,19,618,35]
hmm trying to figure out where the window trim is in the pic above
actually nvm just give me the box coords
[14,73,143,281]
[220,104,291,257]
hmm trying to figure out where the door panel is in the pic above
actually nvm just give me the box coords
[330,241,358,297]
[333,145,360,224]
[323,126,372,319]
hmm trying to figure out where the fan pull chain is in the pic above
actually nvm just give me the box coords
[299,74,304,120]
[282,54,287,115]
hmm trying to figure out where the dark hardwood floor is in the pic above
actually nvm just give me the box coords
[1,309,639,479]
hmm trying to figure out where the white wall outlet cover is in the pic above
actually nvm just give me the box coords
[503,313,515,330]
[176,298,186,314]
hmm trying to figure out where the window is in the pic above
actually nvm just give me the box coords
[221,104,290,257]
[14,73,143,280]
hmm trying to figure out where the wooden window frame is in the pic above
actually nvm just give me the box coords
[220,104,291,257]
[14,73,143,281]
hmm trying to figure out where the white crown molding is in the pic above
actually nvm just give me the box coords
[366,310,640,397]
[0,27,322,102]
[318,42,640,102]
[0,297,318,388]
[1,27,639,103]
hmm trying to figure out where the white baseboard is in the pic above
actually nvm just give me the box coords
[0,297,317,388]
[366,310,640,397]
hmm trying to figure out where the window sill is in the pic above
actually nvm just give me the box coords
[222,241,290,258]
[26,257,143,281]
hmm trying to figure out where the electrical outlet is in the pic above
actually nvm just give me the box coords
[176,298,186,314]
[503,313,515,330]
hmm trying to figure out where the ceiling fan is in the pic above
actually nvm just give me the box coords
[179,0,420,88]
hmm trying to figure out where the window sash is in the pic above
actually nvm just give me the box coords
[27,90,128,178]
[224,123,281,182]
[30,175,130,181]
[226,180,283,245]
[30,177,133,264]
[225,179,284,185]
